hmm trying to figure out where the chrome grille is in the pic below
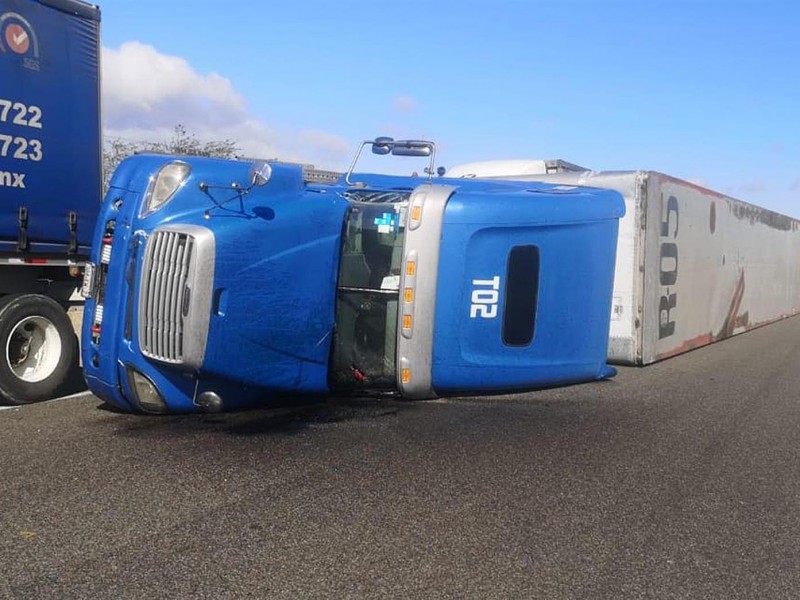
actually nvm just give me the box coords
[139,230,194,363]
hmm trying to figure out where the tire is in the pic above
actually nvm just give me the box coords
[0,294,77,405]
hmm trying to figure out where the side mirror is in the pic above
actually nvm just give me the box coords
[248,161,272,187]
[391,142,432,157]
[372,136,394,156]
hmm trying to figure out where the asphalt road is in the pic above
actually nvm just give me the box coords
[2,318,800,599]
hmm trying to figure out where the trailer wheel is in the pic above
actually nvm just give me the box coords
[0,294,76,405]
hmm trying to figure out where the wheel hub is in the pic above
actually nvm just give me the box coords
[5,316,62,383]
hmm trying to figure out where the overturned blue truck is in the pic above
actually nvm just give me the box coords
[81,139,624,414]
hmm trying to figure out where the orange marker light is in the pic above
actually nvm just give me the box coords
[404,288,414,303]
[406,261,416,276]
[401,369,411,384]
[411,205,422,222]
[403,315,413,330]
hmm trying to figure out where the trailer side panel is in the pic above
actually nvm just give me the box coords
[643,173,800,363]
[0,0,101,254]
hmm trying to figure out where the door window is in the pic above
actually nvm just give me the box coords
[330,203,406,391]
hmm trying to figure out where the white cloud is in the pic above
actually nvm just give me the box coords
[295,130,352,164]
[103,41,246,130]
[740,180,768,194]
[392,95,419,114]
[101,42,350,170]
[768,142,786,154]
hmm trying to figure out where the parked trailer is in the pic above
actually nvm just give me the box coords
[81,139,624,414]
[447,163,800,365]
[446,159,588,177]
[0,0,101,403]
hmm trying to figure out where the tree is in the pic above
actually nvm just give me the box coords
[103,124,240,191]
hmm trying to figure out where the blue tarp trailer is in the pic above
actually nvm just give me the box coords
[0,0,100,252]
[0,0,100,404]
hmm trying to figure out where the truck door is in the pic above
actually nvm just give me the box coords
[330,201,406,392]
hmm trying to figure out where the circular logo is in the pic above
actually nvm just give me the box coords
[5,23,29,54]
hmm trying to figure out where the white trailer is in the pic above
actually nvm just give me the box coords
[446,163,800,365]
[446,159,588,177]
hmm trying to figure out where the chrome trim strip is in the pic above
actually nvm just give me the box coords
[396,184,456,398]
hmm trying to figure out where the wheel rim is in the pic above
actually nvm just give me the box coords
[6,316,62,383]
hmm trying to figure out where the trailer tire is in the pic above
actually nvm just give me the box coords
[0,294,77,405]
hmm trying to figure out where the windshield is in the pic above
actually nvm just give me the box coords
[330,201,407,392]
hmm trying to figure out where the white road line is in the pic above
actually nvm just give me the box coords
[49,390,93,402]
[0,390,93,411]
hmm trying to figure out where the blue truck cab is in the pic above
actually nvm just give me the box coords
[81,138,624,413]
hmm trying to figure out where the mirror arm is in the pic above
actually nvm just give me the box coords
[344,142,369,186]
[345,137,438,186]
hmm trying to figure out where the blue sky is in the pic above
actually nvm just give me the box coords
[100,0,800,215]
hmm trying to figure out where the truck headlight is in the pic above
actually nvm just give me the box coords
[140,161,191,217]
[126,366,168,414]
